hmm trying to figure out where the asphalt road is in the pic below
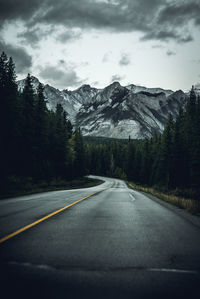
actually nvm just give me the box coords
[0,176,200,299]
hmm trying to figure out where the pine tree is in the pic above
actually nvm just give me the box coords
[134,149,142,183]
[66,119,73,139]
[125,141,135,180]
[0,54,21,179]
[140,139,151,185]
[172,108,188,187]
[0,52,9,190]
[185,87,198,187]
[158,114,174,189]
[73,128,85,177]
[0,52,8,94]
[21,74,36,176]
[54,104,67,177]
[6,57,21,173]
[35,83,49,178]
[150,134,162,186]
[62,110,72,178]
[195,96,200,188]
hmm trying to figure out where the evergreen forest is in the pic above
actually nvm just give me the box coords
[1,52,200,201]
[0,52,85,196]
[85,87,200,200]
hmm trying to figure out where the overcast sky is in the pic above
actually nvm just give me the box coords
[0,0,200,91]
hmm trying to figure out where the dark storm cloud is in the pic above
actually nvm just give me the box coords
[0,0,198,44]
[0,40,32,73]
[39,64,83,88]
[141,30,193,44]
[17,28,41,47]
[158,1,200,27]
[31,0,160,32]
[119,53,130,66]
[17,26,54,47]
[0,0,41,26]
[141,30,178,41]
[178,35,193,43]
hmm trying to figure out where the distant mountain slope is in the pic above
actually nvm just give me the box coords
[76,82,187,138]
[17,77,188,139]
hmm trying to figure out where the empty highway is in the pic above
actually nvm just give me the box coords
[0,176,200,298]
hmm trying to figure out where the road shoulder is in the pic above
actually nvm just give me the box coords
[129,186,200,229]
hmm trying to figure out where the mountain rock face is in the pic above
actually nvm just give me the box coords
[17,77,188,139]
[76,82,188,139]
[18,77,99,123]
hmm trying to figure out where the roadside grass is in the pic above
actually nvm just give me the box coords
[0,176,104,200]
[127,182,200,215]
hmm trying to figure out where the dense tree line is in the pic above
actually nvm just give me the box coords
[1,51,199,199]
[85,88,200,199]
[0,52,85,195]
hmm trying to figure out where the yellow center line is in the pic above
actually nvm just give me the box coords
[0,188,107,244]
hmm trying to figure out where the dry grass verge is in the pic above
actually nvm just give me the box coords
[127,182,200,215]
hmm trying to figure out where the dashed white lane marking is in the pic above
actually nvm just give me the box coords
[7,261,199,275]
[148,268,198,275]
[129,194,136,201]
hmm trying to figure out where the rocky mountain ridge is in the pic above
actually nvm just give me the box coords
[17,76,189,139]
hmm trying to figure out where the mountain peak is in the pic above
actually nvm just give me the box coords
[17,75,188,139]
[17,75,41,92]
[30,75,40,82]
[78,84,92,91]
[104,81,122,93]
[110,81,121,87]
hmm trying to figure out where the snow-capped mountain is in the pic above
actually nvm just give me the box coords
[17,77,188,139]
